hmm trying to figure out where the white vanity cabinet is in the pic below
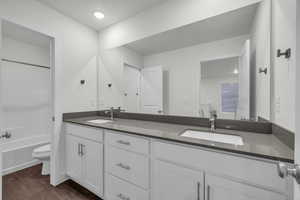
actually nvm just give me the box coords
[152,160,204,200]
[151,141,290,200]
[63,123,291,200]
[104,130,150,200]
[65,123,104,197]
[204,174,286,200]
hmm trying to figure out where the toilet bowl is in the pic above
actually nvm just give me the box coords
[32,144,51,175]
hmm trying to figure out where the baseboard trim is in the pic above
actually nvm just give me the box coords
[2,160,41,176]
[51,175,69,186]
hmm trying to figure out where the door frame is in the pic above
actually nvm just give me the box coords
[0,17,64,198]
[123,63,141,113]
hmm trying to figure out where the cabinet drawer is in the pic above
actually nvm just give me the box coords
[105,130,149,155]
[65,123,103,142]
[105,174,148,200]
[105,146,149,189]
[152,141,288,193]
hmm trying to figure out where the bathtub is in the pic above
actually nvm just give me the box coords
[1,134,50,175]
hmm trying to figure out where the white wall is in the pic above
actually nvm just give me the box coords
[98,46,143,109]
[1,36,51,140]
[250,0,271,120]
[3,37,50,67]
[99,0,261,49]
[0,0,99,113]
[295,1,300,199]
[143,36,248,117]
[272,0,296,131]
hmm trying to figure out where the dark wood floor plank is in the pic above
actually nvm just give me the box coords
[3,164,102,200]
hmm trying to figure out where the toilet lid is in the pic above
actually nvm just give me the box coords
[34,144,51,153]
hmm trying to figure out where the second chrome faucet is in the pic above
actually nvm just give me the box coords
[104,107,126,121]
[209,114,217,132]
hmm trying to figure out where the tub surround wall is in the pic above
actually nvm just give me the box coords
[1,34,51,141]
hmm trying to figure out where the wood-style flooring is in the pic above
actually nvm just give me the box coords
[3,164,102,200]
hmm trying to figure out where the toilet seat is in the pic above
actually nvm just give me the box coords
[32,144,51,159]
[32,144,51,175]
[34,144,51,153]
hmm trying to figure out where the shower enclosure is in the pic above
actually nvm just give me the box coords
[0,20,53,175]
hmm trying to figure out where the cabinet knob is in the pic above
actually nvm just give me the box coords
[277,162,300,184]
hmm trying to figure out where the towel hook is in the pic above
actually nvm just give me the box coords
[277,48,291,59]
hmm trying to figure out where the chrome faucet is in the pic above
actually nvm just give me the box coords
[209,114,217,132]
[117,107,126,113]
[1,131,12,139]
[104,107,126,121]
[105,107,114,121]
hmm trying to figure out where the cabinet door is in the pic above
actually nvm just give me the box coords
[205,174,287,200]
[66,135,82,181]
[152,160,204,200]
[82,139,103,196]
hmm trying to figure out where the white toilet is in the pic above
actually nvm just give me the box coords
[32,144,51,175]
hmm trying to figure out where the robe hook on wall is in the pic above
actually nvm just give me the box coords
[259,67,267,75]
[277,48,291,59]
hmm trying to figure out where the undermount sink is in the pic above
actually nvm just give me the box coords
[86,119,113,124]
[180,130,244,146]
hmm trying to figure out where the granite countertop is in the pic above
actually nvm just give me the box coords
[64,116,294,163]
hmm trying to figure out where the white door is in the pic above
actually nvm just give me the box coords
[123,65,140,113]
[152,160,204,200]
[66,135,83,181]
[237,40,250,120]
[141,66,163,114]
[82,139,103,196]
[205,174,285,200]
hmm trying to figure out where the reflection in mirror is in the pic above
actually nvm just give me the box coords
[200,57,241,120]
[100,1,271,122]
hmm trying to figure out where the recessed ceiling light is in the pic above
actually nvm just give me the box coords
[94,11,104,20]
[233,69,239,74]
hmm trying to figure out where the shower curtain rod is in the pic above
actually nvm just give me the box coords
[1,58,50,69]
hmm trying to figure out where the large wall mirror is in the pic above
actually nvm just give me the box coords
[99,0,271,122]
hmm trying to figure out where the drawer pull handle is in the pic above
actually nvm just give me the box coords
[197,182,200,200]
[78,143,81,156]
[117,193,130,200]
[116,163,131,170]
[206,185,211,200]
[81,144,85,156]
[117,140,131,146]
